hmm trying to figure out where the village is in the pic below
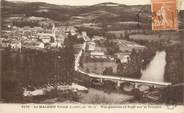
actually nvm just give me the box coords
[1,0,183,104]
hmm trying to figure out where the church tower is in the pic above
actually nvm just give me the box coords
[52,24,56,42]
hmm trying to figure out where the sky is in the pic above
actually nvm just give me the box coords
[6,0,184,9]
[4,0,162,5]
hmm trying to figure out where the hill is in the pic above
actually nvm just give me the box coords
[2,1,184,27]
[2,1,151,23]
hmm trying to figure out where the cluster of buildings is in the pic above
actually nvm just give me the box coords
[113,39,145,63]
[85,36,107,59]
[23,83,88,97]
[0,21,79,51]
[84,36,145,64]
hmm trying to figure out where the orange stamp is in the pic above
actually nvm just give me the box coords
[151,0,178,30]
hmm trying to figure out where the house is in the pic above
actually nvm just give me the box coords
[0,39,10,48]
[37,32,56,43]
[112,39,145,52]
[115,52,131,63]
[90,51,105,56]
[34,42,44,48]
[23,41,44,49]
[50,42,62,48]
[10,41,22,51]
[86,41,96,51]
[82,31,90,41]
[95,46,107,53]
[92,36,104,41]
[38,33,52,43]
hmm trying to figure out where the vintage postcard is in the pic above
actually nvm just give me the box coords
[0,0,184,113]
[151,0,178,30]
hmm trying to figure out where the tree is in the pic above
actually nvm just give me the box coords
[124,30,129,40]
[117,63,127,76]
[2,80,23,102]
[116,49,142,78]
[104,39,120,55]
[63,33,75,84]
[103,67,113,75]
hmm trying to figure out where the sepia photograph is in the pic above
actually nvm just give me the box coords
[0,0,184,108]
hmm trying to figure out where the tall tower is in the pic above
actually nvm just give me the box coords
[52,24,56,42]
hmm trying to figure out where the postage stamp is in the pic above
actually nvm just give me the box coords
[151,0,178,30]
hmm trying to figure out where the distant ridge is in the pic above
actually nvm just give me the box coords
[93,2,121,7]
[2,1,183,24]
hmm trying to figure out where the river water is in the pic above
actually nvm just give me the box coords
[141,51,166,82]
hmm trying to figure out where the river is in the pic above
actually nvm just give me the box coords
[141,51,167,82]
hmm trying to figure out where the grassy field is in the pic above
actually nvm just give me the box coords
[78,88,133,104]
[83,61,117,74]
[107,30,126,38]
[129,32,180,41]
